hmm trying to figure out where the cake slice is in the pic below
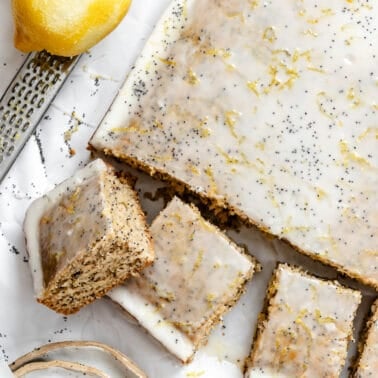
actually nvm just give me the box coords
[245,264,361,378]
[353,299,378,377]
[89,0,378,288]
[24,159,154,315]
[109,197,256,362]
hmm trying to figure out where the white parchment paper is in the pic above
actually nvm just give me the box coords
[0,1,376,377]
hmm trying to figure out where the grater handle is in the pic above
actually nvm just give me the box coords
[0,51,80,183]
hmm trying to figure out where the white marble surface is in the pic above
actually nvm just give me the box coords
[0,1,375,377]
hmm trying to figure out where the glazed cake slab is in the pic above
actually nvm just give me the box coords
[90,0,378,287]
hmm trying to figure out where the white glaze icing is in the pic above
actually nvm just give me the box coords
[108,197,255,362]
[109,284,195,362]
[246,370,287,378]
[246,264,361,378]
[91,0,378,286]
[24,159,108,296]
[354,299,378,377]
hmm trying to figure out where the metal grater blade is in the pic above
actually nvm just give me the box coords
[0,51,80,183]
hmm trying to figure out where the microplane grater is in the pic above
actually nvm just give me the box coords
[0,51,80,182]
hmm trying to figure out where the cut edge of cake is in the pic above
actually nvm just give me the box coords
[352,298,378,378]
[24,158,154,314]
[93,143,378,289]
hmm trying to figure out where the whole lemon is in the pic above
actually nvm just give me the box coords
[12,0,132,57]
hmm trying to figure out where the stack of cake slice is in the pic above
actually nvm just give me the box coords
[23,160,257,362]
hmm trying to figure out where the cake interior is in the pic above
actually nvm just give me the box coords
[25,159,154,314]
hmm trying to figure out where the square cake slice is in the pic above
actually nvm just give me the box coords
[245,264,361,378]
[353,299,378,377]
[24,159,154,315]
[109,197,256,362]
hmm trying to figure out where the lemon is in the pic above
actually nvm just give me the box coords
[12,0,132,57]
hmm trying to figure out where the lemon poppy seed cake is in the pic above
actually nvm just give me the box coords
[245,264,361,378]
[109,197,256,362]
[353,299,378,377]
[24,159,154,315]
[90,0,378,287]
